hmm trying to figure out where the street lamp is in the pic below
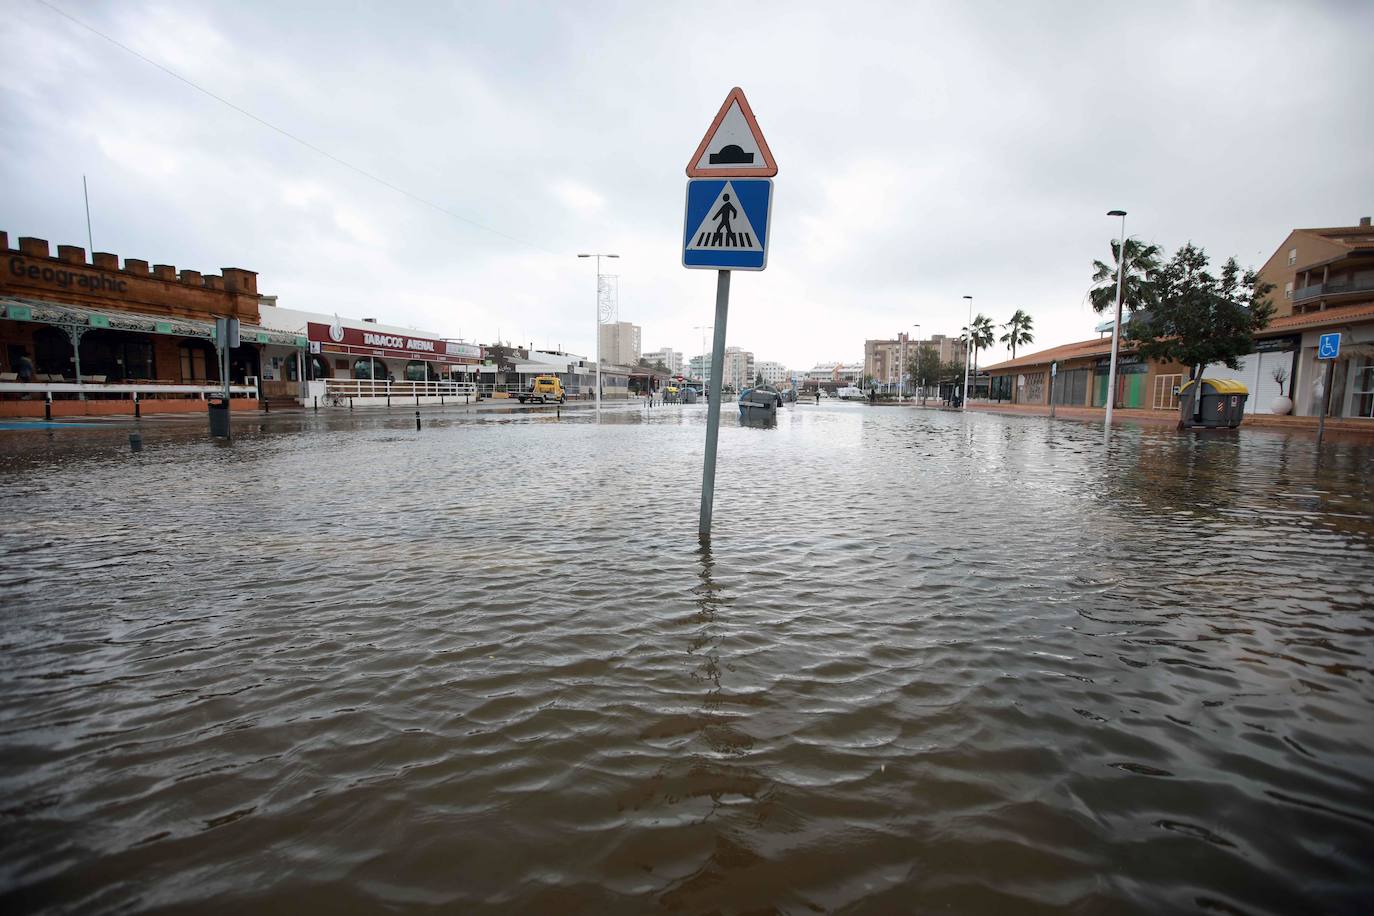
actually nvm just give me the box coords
[693,325,712,385]
[961,295,973,410]
[1104,211,1127,427]
[578,252,619,410]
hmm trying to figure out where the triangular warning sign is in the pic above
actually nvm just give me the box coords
[686,182,763,251]
[686,87,778,178]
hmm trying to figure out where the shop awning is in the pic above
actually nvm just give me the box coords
[1,295,307,348]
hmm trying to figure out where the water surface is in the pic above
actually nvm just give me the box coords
[2,404,1372,913]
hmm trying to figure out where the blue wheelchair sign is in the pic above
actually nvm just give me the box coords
[1317,332,1341,359]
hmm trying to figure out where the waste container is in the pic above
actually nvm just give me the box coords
[1178,379,1248,428]
[207,396,231,438]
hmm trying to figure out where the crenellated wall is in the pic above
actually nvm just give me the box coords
[0,231,261,322]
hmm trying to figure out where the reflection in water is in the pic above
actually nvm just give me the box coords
[0,404,1372,912]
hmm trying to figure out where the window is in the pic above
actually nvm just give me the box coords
[179,343,211,381]
[1353,356,1374,419]
[33,327,72,377]
[79,331,155,381]
[1285,281,1293,300]
[1288,248,1297,266]
[405,360,428,382]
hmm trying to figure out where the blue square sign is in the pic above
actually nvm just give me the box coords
[682,178,772,270]
[1317,332,1341,359]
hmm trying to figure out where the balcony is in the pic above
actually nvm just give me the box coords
[1293,278,1374,302]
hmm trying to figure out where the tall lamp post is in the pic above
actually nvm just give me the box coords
[578,252,618,410]
[906,324,919,402]
[961,295,973,409]
[1104,210,1127,427]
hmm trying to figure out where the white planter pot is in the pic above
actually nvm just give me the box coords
[1269,396,1293,415]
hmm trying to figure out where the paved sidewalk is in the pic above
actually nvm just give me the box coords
[966,400,1374,439]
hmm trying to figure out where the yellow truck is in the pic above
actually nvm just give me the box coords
[515,375,566,404]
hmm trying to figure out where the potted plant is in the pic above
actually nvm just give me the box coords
[1270,366,1292,415]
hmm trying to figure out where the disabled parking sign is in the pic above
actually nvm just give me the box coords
[682,178,772,270]
[1317,332,1341,359]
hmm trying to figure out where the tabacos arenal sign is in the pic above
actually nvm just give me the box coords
[8,255,130,293]
[306,322,478,360]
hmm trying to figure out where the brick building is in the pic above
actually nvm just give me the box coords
[1,230,303,415]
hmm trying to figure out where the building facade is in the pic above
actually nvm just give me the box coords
[984,217,1374,420]
[256,301,481,389]
[599,321,641,366]
[0,230,295,415]
[865,333,962,389]
[804,362,863,387]
[690,346,754,389]
[756,360,790,386]
[643,347,683,375]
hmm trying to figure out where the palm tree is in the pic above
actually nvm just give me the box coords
[1090,237,1163,319]
[1000,310,1035,402]
[968,314,996,401]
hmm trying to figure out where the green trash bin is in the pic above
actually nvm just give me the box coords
[207,396,231,438]
[1179,379,1248,428]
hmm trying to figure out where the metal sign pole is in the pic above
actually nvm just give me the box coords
[1317,357,1334,447]
[698,269,731,543]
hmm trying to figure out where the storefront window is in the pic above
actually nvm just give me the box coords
[33,327,72,377]
[353,358,390,380]
[405,360,429,382]
[79,330,155,381]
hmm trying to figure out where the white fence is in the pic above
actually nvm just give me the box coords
[0,380,259,401]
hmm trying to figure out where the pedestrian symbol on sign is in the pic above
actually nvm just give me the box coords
[687,181,763,252]
[712,194,738,246]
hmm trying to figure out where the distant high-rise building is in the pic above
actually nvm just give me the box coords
[598,321,641,366]
[756,360,790,386]
[643,347,683,375]
[865,333,961,389]
[690,346,754,389]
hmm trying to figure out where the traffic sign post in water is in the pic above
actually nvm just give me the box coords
[1316,332,1341,447]
[687,88,777,544]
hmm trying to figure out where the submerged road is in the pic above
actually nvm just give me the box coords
[2,402,1372,913]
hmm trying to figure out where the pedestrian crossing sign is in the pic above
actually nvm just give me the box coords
[682,178,772,271]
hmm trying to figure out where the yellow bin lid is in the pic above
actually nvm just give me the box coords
[1179,378,1248,395]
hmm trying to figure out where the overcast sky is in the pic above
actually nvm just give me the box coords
[3,1,1371,370]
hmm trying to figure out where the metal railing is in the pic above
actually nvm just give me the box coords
[1293,278,1374,301]
[322,378,476,400]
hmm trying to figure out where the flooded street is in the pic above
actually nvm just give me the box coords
[2,403,1372,913]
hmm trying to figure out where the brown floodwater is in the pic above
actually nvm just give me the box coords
[1,403,1372,913]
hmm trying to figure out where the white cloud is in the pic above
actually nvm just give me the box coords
[2,0,1371,371]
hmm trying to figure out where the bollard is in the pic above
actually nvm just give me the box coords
[44,394,52,421]
[313,396,318,412]
[387,394,391,408]
[264,399,270,413]
[415,393,420,407]
[134,393,141,419]
[349,397,353,411]
[129,432,142,452]
[415,410,421,431]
